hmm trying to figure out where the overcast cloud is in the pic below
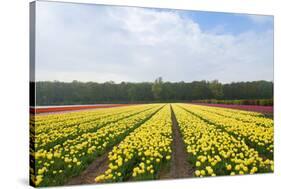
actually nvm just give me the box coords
[35,1,273,83]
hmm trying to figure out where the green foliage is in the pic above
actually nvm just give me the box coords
[151,77,163,100]
[209,80,223,99]
[34,80,273,105]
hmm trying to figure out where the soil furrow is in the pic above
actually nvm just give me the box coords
[66,153,109,185]
[159,105,194,179]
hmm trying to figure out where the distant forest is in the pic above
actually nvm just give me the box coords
[34,78,273,106]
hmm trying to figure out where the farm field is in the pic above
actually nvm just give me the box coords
[30,103,274,187]
[192,103,273,114]
[30,104,129,114]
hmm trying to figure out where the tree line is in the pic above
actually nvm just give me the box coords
[34,78,273,105]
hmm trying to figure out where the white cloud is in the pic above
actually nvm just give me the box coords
[247,15,273,25]
[35,2,273,83]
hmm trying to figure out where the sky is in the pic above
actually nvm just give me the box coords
[35,1,274,83]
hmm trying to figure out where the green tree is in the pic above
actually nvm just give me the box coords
[151,77,163,100]
[128,85,137,101]
[209,80,224,99]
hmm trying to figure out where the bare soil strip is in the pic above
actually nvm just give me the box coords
[159,105,194,179]
[66,153,109,185]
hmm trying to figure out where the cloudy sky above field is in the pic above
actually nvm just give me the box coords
[35,1,273,83]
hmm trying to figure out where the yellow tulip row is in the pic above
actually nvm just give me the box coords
[35,105,154,150]
[36,105,145,133]
[180,104,273,156]
[193,105,273,127]
[32,104,162,186]
[205,105,263,117]
[35,106,130,127]
[95,105,172,183]
[172,104,273,177]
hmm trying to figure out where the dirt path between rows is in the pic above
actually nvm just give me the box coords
[159,105,194,179]
[66,153,109,185]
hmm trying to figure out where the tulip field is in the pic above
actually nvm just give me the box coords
[30,103,274,187]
